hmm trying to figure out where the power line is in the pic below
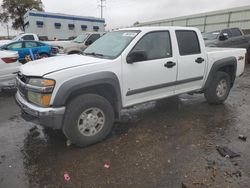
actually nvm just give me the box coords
[98,0,106,19]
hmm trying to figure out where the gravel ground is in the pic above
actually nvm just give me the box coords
[0,65,250,188]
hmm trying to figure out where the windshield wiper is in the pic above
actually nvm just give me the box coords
[84,52,104,57]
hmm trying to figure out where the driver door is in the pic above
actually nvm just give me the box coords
[122,31,177,107]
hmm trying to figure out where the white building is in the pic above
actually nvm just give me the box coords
[136,5,250,34]
[24,11,105,40]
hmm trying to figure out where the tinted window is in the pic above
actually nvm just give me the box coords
[131,31,172,60]
[25,41,38,48]
[230,28,242,37]
[176,30,201,56]
[87,34,101,43]
[7,42,22,49]
[221,29,232,37]
[22,35,35,40]
[36,42,45,46]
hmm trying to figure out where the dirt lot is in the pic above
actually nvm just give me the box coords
[0,66,250,188]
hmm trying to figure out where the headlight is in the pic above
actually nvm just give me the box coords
[27,78,55,107]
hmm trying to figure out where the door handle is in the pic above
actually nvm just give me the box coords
[195,57,205,64]
[164,61,176,68]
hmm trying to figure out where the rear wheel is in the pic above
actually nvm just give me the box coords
[68,51,81,55]
[63,94,114,147]
[204,71,231,104]
[39,53,49,58]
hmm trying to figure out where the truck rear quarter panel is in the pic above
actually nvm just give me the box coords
[206,47,246,78]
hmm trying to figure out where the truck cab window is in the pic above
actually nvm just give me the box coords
[22,35,35,41]
[176,30,201,56]
[131,31,172,60]
[230,28,242,37]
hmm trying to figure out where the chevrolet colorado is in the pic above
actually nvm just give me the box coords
[16,27,246,147]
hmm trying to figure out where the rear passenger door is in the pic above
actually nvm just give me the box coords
[175,30,206,94]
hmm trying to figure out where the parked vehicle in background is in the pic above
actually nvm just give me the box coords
[53,32,105,54]
[16,27,246,147]
[0,33,41,47]
[203,28,250,49]
[68,36,77,41]
[0,50,20,90]
[0,41,52,64]
[38,36,49,41]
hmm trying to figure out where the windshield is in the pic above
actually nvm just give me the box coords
[73,34,89,43]
[12,36,19,41]
[202,31,220,40]
[84,30,140,59]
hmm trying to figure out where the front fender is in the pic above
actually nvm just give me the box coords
[53,71,122,108]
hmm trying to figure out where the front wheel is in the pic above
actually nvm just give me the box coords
[63,94,114,147]
[204,71,231,104]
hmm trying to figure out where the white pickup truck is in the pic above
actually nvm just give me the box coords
[16,27,246,147]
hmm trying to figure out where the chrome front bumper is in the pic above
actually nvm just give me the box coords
[15,91,65,129]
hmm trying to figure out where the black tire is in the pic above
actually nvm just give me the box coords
[39,53,49,58]
[68,51,81,55]
[63,94,114,147]
[204,71,231,104]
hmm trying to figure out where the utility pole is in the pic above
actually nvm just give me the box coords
[7,24,10,39]
[98,0,106,19]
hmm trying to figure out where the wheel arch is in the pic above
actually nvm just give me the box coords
[53,72,122,118]
[39,51,50,56]
[204,56,237,90]
[67,49,82,54]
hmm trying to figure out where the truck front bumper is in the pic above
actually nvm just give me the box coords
[15,91,65,129]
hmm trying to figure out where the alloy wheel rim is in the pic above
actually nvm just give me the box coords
[216,79,228,98]
[77,108,105,136]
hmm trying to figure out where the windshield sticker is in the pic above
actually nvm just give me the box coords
[122,32,137,37]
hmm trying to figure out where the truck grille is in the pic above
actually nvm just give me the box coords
[17,72,29,84]
[16,73,29,99]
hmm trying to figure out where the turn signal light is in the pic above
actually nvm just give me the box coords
[42,94,52,106]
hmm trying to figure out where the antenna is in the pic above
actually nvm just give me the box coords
[98,0,106,19]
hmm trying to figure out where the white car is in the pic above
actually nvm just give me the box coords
[0,50,20,90]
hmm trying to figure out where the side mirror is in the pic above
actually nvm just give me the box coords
[85,40,93,46]
[127,50,147,64]
[219,33,228,41]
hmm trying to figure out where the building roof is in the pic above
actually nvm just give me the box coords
[138,5,250,26]
[24,11,105,23]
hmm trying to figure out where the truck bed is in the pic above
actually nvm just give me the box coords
[206,47,246,77]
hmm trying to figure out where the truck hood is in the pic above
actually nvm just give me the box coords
[20,55,104,77]
[204,39,218,47]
